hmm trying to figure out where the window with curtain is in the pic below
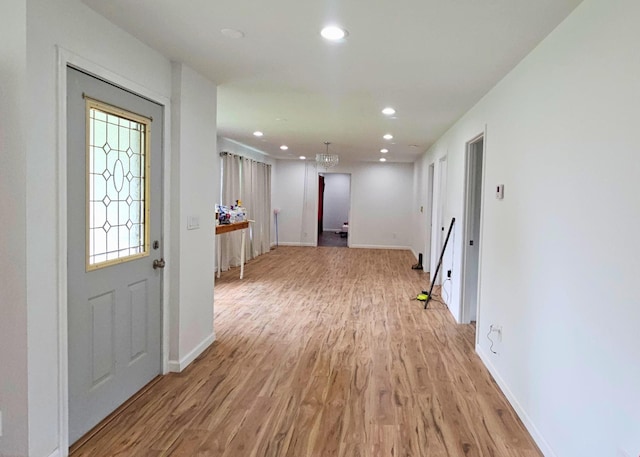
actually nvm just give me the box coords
[219,152,271,271]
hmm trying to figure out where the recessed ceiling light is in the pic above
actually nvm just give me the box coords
[280,145,289,150]
[380,148,389,153]
[383,134,393,140]
[221,28,245,39]
[321,25,348,41]
[382,107,396,116]
[379,158,387,162]
[253,131,263,137]
[299,156,306,160]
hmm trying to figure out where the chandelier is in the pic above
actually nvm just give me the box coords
[316,141,339,169]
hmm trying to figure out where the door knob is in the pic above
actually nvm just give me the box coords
[153,258,166,269]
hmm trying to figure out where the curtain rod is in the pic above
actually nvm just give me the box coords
[219,151,271,166]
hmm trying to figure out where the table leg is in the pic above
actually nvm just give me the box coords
[240,229,246,279]
[217,233,221,279]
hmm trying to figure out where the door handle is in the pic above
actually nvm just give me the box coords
[153,258,166,270]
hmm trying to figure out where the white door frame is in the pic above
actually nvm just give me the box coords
[460,130,487,331]
[316,170,353,248]
[56,46,172,455]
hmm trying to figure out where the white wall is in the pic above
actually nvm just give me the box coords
[413,0,640,455]
[349,163,413,249]
[18,0,217,455]
[322,173,351,231]
[274,160,414,250]
[272,160,316,246]
[25,1,172,455]
[411,154,433,268]
[0,2,28,455]
[169,63,217,370]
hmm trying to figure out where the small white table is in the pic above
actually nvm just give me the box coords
[216,220,249,279]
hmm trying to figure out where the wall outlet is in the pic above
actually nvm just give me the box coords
[490,324,503,342]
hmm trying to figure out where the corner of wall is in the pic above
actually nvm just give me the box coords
[168,332,216,373]
[168,61,183,363]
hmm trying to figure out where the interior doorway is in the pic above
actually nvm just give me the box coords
[318,173,351,247]
[461,135,484,325]
[423,163,435,273]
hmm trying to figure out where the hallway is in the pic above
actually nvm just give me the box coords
[71,247,540,456]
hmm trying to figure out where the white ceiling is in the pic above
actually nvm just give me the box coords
[83,0,582,163]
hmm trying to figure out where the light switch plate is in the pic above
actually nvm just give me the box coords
[187,215,200,230]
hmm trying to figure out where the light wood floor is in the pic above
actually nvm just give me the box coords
[71,246,541,457]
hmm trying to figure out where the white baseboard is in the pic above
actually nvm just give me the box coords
[47,449,62,457]
[476,346,556,457]
[276,242,316,247]
[349,244,411,251]
[168,332,216,373]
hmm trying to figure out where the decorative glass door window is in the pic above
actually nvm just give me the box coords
[86,98,151,270]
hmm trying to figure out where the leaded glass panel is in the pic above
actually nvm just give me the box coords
[86,99,150,270]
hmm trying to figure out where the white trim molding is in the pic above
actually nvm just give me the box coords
[56,46,172,457]
[47,449,62,457]
[168,332,216,373]
[476,346,557,457]
[277,242,317,247]
[349,244,412,251]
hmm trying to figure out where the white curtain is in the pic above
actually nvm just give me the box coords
[242,157,256,261]
[242,157,271,259]
[250,161,271,256]
[257,162,271,253]
[220,153,271,271]
[220,153,242,270]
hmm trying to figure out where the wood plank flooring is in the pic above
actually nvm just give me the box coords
[71,246,541,457]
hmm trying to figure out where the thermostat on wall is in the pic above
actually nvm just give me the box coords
[496,184,504,200]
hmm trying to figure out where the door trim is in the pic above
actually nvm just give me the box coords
[460,128,487,333]
[315,170,353,248]
[56,46,172,455]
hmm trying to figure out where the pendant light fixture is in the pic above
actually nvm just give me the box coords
[316,141,339,169]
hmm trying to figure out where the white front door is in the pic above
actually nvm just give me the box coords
[67,67,163,444]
